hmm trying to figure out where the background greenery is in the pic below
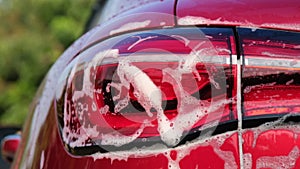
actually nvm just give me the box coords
[0,0,95,126]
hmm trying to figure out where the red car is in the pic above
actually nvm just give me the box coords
[2,0,300,168]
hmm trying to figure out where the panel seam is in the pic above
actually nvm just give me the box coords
[236,54,244,169]
[233,27,244,169]
[173,0,179,26]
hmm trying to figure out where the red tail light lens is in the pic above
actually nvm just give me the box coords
[238,28,300,118]
[56,28,236,153]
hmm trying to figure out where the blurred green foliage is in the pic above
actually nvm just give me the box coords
[0,0,95,126]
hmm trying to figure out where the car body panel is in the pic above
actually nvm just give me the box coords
[15,106,240,169]
[84,0,175,48]
[242,127,300,169]
[11,0,300,169]
[94,0,175,25]
[176,0,300,32]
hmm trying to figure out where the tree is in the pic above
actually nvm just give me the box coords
[0,0,95,126]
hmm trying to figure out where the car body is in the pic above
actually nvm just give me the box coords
[0,127,20,169]
[6,0,300,168]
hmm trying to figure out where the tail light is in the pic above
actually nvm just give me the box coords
[55,27,300,155]
[238,28,300,119]
[1,134,21,163]
[55,27,236,153]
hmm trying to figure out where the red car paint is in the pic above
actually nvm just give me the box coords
[79,0,176,51]
[11,0,300,169]
[1,134,21,163]
[177,0,300,31]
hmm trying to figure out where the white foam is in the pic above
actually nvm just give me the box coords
[261,23,300,31]
[256,146,300,169]
[39,151,45,169]
[243,153,253,169]
[160,22,166,26]
[154,47,230,146]
[178,16,300,32]
[100,121,152,147]
[262,51,288,58]
[178,16,223,26]
[62,49,120,148]
[171,35,190,47]
[116,60,162,117]
[286,79,294,85]
[127,35,158,50]
[90,130,237,168]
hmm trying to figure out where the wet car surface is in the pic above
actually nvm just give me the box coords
[8,0,300,168]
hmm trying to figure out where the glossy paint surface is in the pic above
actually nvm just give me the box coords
[14,105,240,169]
[84,0,175,48]
[95,0,174,25]
[1,134,20,161]
[177,0,300,31]
[12,0,300,168]
[242,126,300,169]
